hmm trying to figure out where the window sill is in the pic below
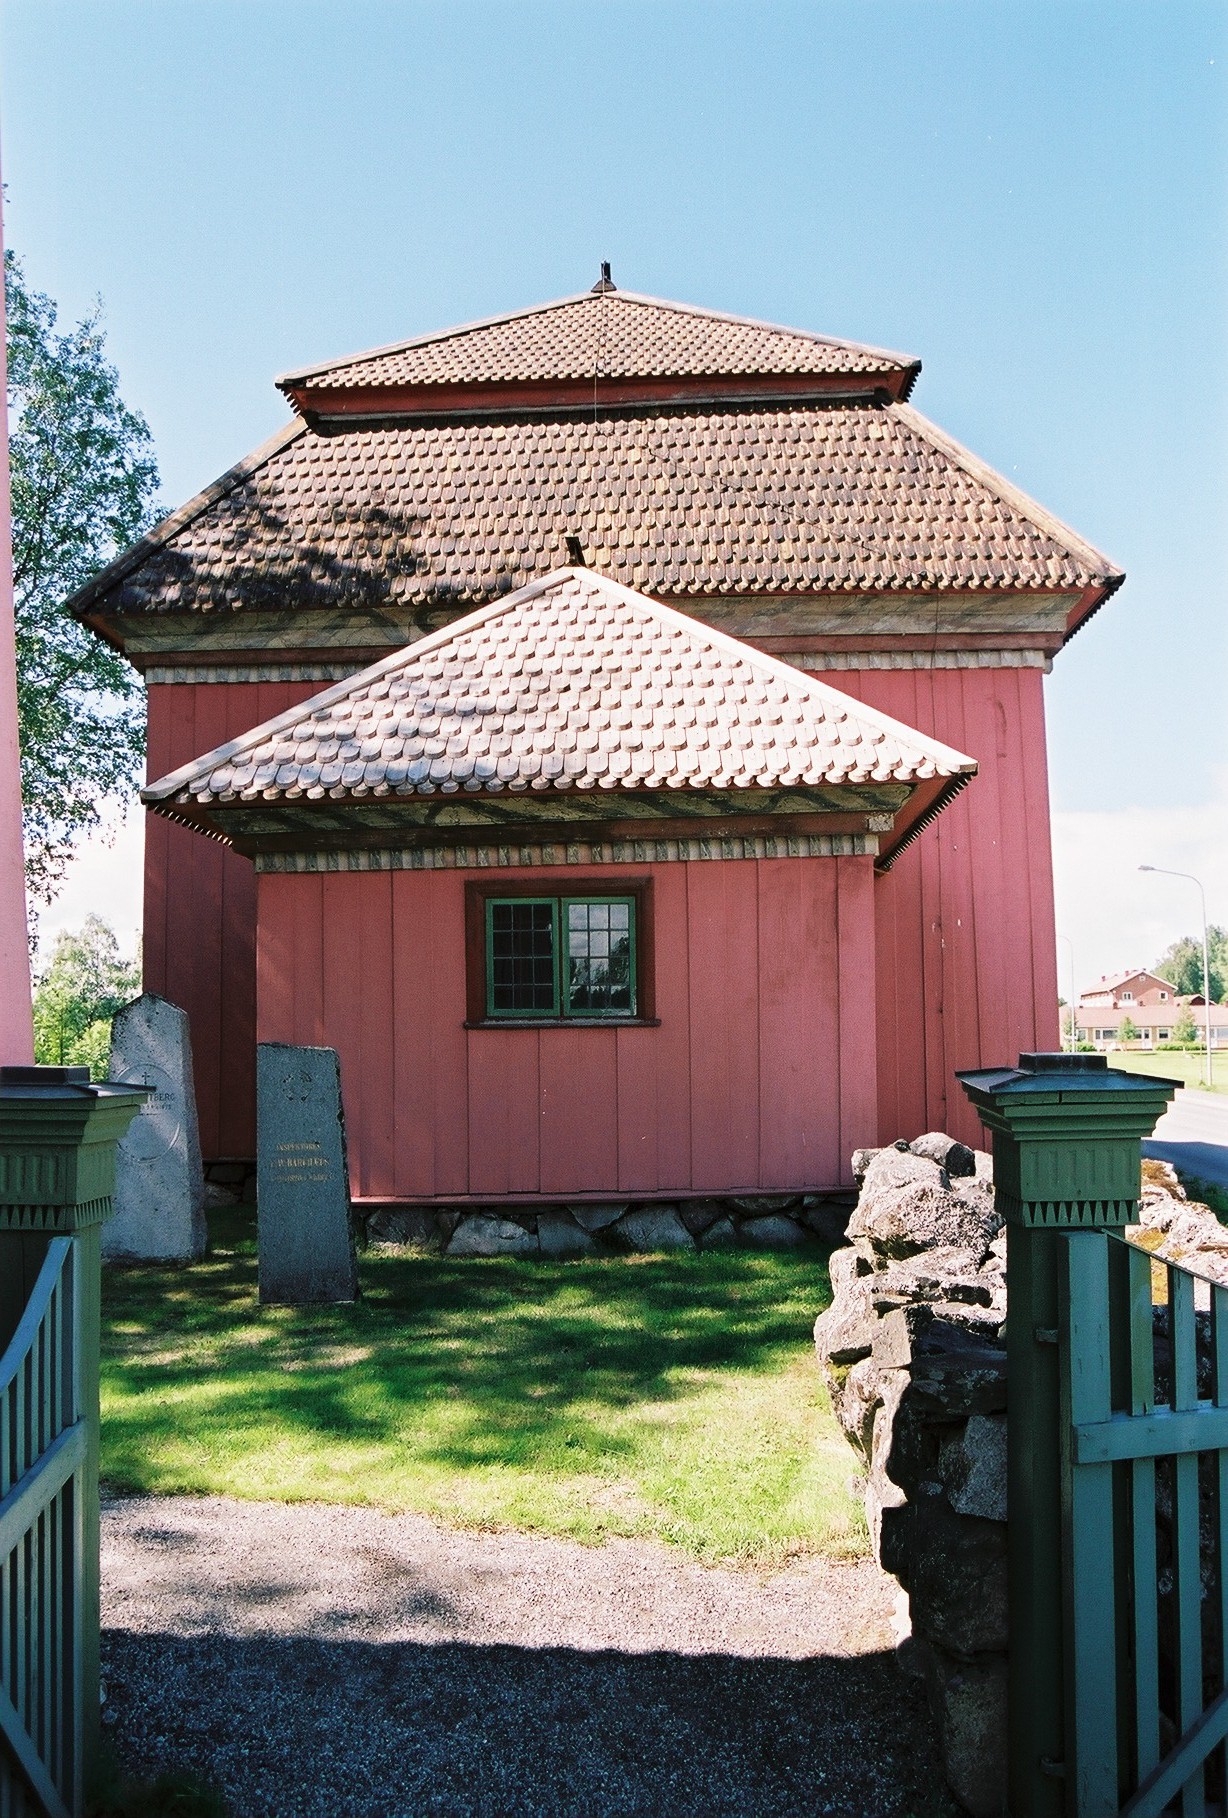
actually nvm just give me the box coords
[465,1017,661,1030]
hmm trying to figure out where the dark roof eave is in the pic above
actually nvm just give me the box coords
[281,367,922,422]
[1060,571,1127,646]
[875,771,977,872]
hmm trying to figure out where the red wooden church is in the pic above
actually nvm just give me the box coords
[71,280,1121,1206]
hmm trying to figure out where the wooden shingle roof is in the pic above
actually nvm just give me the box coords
[72,398,1120,626]
[276,290,919,394]
[144,568,977,807]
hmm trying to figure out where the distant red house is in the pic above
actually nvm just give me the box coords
[71,281,1123,1201]
[1076,970,1228,1050]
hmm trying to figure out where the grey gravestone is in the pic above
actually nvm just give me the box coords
[104,993,207,1262]
[257,1043,358,1304]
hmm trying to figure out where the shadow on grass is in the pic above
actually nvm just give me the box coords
[101,1206,836,1489]
[101,1628,957,1818]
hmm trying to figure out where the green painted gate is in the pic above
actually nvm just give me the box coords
[961,1053,1228,1817]
[0,1068,146,1818]
[0,1237,84,1818]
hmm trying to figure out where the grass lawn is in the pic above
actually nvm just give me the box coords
[1108,1049,1228,1094]
[100,1209,862,1566]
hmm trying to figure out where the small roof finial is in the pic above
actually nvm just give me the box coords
[591,261,616,294]
[565,534,586,567]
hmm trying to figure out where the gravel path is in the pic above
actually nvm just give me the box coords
[101,1496,953,1818]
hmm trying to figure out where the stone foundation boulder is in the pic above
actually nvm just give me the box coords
[815,1132,1007,1818]
[358,1191,853,1254]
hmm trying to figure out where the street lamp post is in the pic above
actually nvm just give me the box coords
[1139,865,1214,1088]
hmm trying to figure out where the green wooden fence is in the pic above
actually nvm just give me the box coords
[0,1238,83,1818]
[960,1051,1228,1817]
[1064,1229,1228,1816]
[0,1067,147,1818]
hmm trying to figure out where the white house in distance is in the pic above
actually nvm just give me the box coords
[1076,969,1228,1050]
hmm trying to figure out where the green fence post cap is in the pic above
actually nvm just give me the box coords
[956,1051,1180,1229]
[0,1065,152,1231]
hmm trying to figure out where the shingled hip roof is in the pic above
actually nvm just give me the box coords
[275,289,920,396]
[143,568,976,843]
[70,398,1122,628]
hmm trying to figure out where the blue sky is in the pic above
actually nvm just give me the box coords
[2,1,1225,977]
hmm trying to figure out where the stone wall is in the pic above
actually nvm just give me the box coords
[816,1143,1228,1818]
[360,1192,850,1256]
[814,1136,1008,1818]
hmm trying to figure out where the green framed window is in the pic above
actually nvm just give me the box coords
[484,894,637,1020]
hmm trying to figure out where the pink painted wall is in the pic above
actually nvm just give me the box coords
[255,856,879,1200]
[837,664,1060,1148]
[144,681,320,1158]
[147,662,1059,1169]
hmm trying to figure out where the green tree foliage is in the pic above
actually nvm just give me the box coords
[1155,927,1228,1005]
[6,250,160,903]
[33,914,139,1076]
[1119,1016,1139,1044]
[1171,1004,1199,1047]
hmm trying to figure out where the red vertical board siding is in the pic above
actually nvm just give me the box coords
[539,1030,619,1196]
[837,665,1058,1146]
[320,873,392,1199]
[616,863,691,1192]
[1014,670,1061,1050]
[254,873,298,1043]
[835,856,879,1182]
[686,863,760,1191]
[144,679,320,1160]
[390,869,467,1198]
[756,858,839,1189]
[292,875,326,1049]
[468,1030,541,1195]
[183,684,228,1158]
[142,688,174,1001]
[255,830,1032,1200]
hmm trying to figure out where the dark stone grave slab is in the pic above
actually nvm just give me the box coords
[257,1043,358,1304]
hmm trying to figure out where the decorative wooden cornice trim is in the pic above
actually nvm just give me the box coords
[145,662,363,686]
[253,832,880,873]
[290,372,910,423]
[783,649,1052,673]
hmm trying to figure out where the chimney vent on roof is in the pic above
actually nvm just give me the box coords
[591,262,616,294]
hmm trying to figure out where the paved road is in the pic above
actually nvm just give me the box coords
[1143,1088,1228,1191]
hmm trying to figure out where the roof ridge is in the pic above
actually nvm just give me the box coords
[66,418,308,621]
[891,401,1123,585]
[275,290,918,389]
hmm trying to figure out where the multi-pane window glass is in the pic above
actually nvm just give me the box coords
[488,899,558,1014]
[485,896,636,1019]
[566,900,633,1014]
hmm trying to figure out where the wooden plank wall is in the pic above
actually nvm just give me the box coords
[144,681,321,1160]
[146,664,1057,1172]
[835,665,1060,1148]
[255,856,878,1201]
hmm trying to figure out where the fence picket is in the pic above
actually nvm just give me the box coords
[1211,1285,1228,1800]
[1168,1264,1206,1818]
[1066,1231,1122,1812]
[1127,1242,1161,1785]
[0,1240,80,1818]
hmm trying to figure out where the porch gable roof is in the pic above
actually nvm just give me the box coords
[143,567,977,813]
